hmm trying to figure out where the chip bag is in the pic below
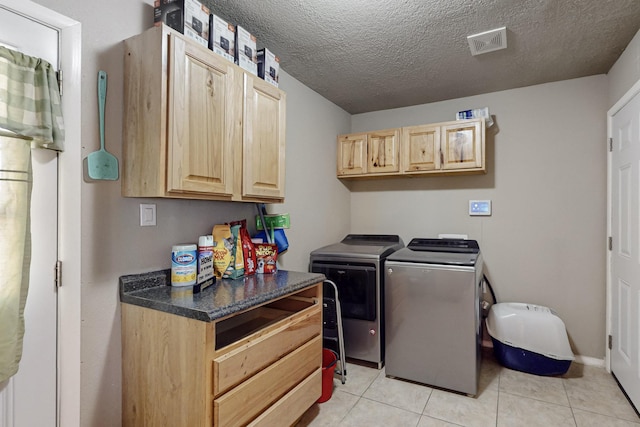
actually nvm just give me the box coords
[212,224,243,279]
[229,219,256,275]
[255,243,278,274]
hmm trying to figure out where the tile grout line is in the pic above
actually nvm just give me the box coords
[561,377,579,427]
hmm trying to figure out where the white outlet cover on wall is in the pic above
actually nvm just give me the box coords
[438,234,469,239]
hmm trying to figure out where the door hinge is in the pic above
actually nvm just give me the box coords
[55,260,62,288]
[609,137,613,152]
[608,236,612,251]
[56,69,63,97]
[608,334,613,350]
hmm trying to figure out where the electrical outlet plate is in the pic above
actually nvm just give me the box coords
[140,204,156,226]
[469,200,491,216]
[438,234,468,239]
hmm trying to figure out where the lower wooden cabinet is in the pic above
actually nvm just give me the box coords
[247,369,321,427]
[121,283,322,426]
[214,337,321,427]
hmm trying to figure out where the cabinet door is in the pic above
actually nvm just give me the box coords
[167,34,240,196]
[440,120,483,170]
[368,129,400,174]
[337,133,367,176]
[242,74,286,200]
[402,124,440,173]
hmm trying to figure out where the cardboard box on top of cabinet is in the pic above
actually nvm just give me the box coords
[154,0,210,48]
[209,14,236,63]
[235,25,258,75]
[257,48,280,87]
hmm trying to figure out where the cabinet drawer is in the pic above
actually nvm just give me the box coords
[214,335,321,427]
[213,302,320,397]
[248,368,321,427]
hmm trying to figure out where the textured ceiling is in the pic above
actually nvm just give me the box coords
[202,0,640,114]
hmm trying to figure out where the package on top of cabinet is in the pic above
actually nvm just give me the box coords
[208,14,236,63]
[154,0,210,48]
[257,48,280,87]
[235,25,258,75]
[456,106,494,127]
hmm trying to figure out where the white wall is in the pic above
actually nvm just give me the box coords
[349,75,608,359]
[270,72,351,271]
[608,29,640,108]
[33,1,349,425]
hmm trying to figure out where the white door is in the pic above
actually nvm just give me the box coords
[0,6,59,427]
[610,90,640,409]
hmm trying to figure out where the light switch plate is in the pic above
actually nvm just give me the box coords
[469,200,491,216]
[140,204,156,226]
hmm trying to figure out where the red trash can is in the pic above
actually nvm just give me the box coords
[317,348,338,403]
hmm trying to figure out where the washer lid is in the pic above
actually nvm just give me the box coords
[387,248,479,266]
[387,243,479,266]
[309,234,404,259]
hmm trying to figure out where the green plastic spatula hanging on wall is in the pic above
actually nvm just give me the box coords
[87,70,119,180]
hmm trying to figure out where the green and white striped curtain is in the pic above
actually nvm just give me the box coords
[0,46,64,382]
[0,46,64,150]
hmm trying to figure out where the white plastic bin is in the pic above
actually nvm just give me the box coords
[486,302,574,376]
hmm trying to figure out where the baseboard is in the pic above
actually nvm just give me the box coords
[573,355,605,367]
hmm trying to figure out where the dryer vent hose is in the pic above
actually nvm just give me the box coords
[483,274,497,304]
[481,274,497,319]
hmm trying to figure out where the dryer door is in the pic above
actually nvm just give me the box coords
[311,262,377,321]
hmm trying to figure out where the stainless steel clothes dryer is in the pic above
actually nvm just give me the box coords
[309,234,404,368]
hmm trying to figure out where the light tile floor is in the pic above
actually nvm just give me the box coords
[297,348,640,427]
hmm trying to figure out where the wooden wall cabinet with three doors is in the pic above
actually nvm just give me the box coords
[122,24,286,202]
[337,118,485,178]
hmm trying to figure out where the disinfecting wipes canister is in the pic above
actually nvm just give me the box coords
[171,243,197,286]
[197,235,214,283]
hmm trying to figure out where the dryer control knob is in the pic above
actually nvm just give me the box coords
[369,329,376,336]
[387,268,393,274]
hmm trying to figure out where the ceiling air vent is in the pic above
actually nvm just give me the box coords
[467,26,507,56]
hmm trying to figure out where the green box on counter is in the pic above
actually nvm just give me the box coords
[256,213,290,230]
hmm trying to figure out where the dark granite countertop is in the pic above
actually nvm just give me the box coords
[119,269,325,322]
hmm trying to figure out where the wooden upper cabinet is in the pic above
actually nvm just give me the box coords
[440,120,484,170]
[122,25,286,202]
[167,34,240,196]
[241,73,286,201]
[337,133,367,175]
[338,118,485,178]
[368,129,400,174]
[402,124,441,173]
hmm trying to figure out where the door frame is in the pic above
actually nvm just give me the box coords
[0,1,82,426]
[606,77,640,371]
